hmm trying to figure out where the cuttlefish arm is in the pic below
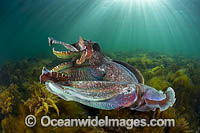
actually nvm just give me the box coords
[52,48,81,59]
[48,37,78,52]
[49,37,93,64]
[51,62,73,72]
[45,81,176,111]
[48,37,81,59]
[76,38,93,65]
[40,64,106,83]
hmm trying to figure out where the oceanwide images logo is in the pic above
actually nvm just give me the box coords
[25,115,175,129]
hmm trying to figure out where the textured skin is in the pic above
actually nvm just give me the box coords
[40,37,176,111]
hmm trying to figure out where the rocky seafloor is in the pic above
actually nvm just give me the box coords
[0,50,199,133]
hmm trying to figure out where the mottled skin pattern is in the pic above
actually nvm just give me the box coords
[40,37,176,111]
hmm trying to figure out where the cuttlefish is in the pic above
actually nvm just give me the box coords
[40,37,176,111]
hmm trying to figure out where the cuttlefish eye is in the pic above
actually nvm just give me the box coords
[127,88,131,93]
[126,87,134,94]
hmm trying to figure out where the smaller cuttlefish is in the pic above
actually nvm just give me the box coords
[40,37,176,112]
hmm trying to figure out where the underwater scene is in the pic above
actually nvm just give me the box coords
[0,0,200,132]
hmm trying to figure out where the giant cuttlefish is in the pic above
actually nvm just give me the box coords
[40,37,176,112]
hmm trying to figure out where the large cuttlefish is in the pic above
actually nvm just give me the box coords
[40,37,176,111]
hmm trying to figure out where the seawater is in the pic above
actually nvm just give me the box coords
[0,0,200,63]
